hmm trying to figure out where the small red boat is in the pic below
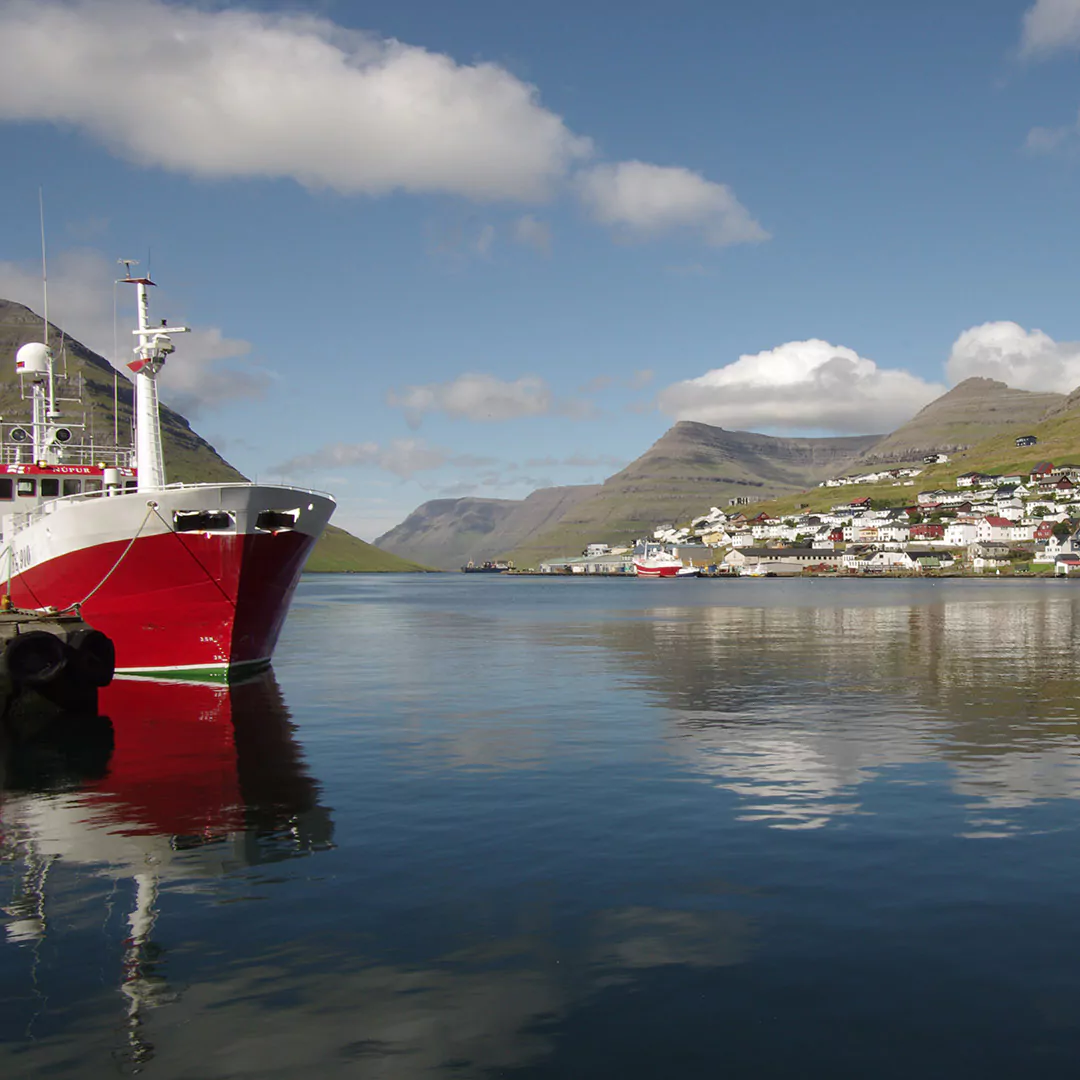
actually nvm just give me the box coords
[633,545,698,577]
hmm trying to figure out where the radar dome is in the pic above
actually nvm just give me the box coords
[15,342,51,374]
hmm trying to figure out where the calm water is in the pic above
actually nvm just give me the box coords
[5,575,1080,1077]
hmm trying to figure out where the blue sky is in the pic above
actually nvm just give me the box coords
[3,0,1080,538]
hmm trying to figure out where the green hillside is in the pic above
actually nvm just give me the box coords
[736,399,1080,520]
[305,524,433,572]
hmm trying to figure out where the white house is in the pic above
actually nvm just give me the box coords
[876,523,911,544]
[1005,522,1036,543]
[944,521,979,546]
[867,550,916,569]
[977,516,1015,543]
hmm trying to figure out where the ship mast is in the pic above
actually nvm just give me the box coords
[119,261,188,492]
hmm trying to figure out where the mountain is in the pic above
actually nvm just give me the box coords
[0,299,413,572]
[377,377,1080,569]
[505,423,882,565]
[375,485,600,570]
[378,423,881,569]
[0,298,247,481]
[856,377,1064,464]
[738,383,1080,521]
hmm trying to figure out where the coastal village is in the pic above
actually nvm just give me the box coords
[538,437,1080,576]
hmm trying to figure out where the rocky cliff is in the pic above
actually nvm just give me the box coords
[857,377,1064,463]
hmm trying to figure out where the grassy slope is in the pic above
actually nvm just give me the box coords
[305,523,433,572]
[734,406,1080,520]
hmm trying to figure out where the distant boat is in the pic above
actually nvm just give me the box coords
[633,545,696,578]
[461,560,513,573]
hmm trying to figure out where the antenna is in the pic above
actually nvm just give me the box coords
[38,188,48,345]
[113,280,120,445]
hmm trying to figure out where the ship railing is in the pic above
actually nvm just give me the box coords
[5,480,336,536]
[0,442,134,468]
[155,481,337,500]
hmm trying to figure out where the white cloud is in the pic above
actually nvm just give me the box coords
[474,223,496,258]
[389,373,581,425]
[0,249,115,357]
[160,327,267,418]
[0,0,590,202]
[575,161,769,246]
[1020,0,1080,57]
[0,249,267,416]
[657,339,944,434]
[512,215,552,253]
[577,375,613,394]
[524,453,624,468]
[0,3,767,249]
[275,438,449,479]
[947,321,1080,392]
[1026,124,1072,152]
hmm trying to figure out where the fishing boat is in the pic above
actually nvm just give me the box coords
[633,545,698,578]
[2,269,335,680]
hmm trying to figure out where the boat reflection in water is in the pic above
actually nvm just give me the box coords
[0,673,332,1069]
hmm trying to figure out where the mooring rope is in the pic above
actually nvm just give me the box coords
[51,501,162,615]
[150,504,238,609]
[8,498,239,617]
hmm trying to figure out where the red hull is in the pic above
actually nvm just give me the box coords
[8,530,315,674]
[634,561,681,578]
[81,676,324,840]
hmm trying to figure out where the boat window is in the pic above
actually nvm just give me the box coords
[17,479,36,497]
[0,479,12,500]
[62,479,81,496]
[83,479,102,494]
[40,478,59,497]
[255,509,298,532]
[124,480,138,491]
[174,510,234,532]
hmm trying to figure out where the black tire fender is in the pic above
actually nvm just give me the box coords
[66,628,116,688]
[4,631,71,688]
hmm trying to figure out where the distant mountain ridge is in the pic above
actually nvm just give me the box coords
[380,423,882,569]
[378,376,1080,569]
[376,485,601,570]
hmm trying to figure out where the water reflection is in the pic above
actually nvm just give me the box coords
[7,579,1080,1078]
[576,588,1080,829]
[0,674,332,1071]
[98,906,754,1079]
